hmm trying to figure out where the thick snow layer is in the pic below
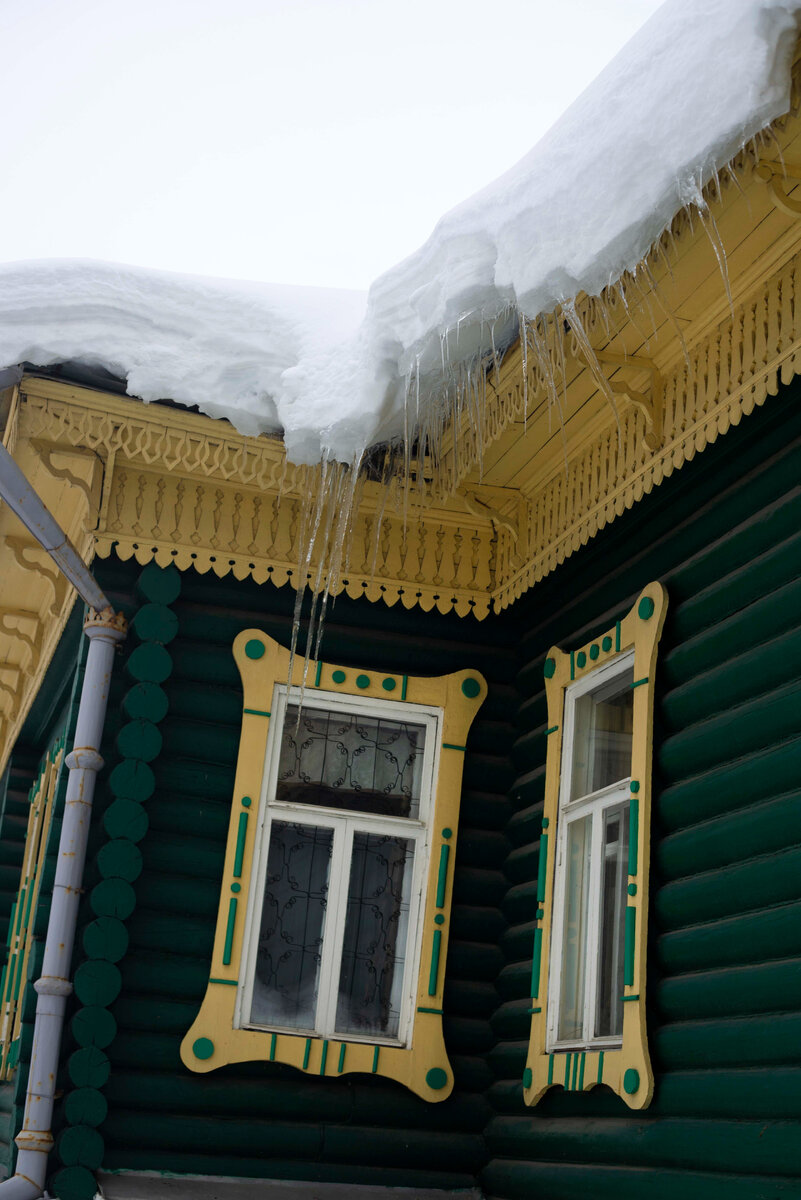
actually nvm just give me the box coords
[2,0,801,463]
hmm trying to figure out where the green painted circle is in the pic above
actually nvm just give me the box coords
[356,674,371,689]
[51,1165,98,1200]
[231,883,241,893]
[97,838,143,883]
[332,669,346,684]
[523,1067,533,1088]
[628,883,637,896]
[630,780,640,794]
[623,1068,640,1095]
[576,651,587,669]
[125,642,173,684]
[122,682,169,723]
[116,719,162,763]
[543,657,556,679]
[136,562,182,605]
[434,914,445,925]
[64,1087,108,1129]
[104,797,149,844]
[542,817,550,829]
[90,878,136,921]
[426,1067,448,1090]
[82,916,129,963]
[442,827,453,839]
[74,960,122,1009]
[589,643,600,660]
[461,677,481,698]
[638,596,655,621]
[193,1037,215,1061]
[68,1047,110,1089]
[244,638,265,660]
[241,796,252,807]
[131,603,179,646]
[382,677,397,691]
[71,1007,117,1050]
[602,636,613,652]
[109,758,155,802]
[57,1124,105,1169]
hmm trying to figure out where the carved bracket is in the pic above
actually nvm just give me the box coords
[4,537,69,617]
[29,440,103,531]
[596,352,664,452]
[755,161,801,219]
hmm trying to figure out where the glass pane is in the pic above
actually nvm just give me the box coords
[335,832,414,1039]
[557,815,592,1041]
[276,704,426,819]
[570,669,634,800]
[596,802,630,1039]
[250,821,332,1030]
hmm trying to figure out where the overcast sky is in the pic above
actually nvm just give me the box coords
[0,0,664,291]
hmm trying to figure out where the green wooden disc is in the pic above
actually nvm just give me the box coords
[57,1124,105,1169]
[136,562,182,605]
[97,838,143,883]
[461,677,481,698]
[122,682,169,723]
[623,1067,640,1094]
[426,1067,448,1090]
[68,1046,110,1089]
[125,642,173,684]
[74,960,122,1008]
[90,878,136,920]
[522,1067,533,1088]
[638,596,655,620]
[543,657,556,678]
[131,603,179,645]
[82,916,129,963]
[64,1087,108,1128]
[50,1166,98,1200]
[108,759,155,803]
[103,797,149,844]
[71,1006,117,1049]
[115,719,163,763]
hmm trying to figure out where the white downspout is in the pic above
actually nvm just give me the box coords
[0,443,127,1197]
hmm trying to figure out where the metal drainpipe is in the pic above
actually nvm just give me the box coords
[0,442,127,1197]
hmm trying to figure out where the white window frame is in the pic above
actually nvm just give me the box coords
[235,684,441,1050]
[546,649,634,1053]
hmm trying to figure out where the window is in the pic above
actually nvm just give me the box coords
[523,584,667,1111]
[182,631,485,1102]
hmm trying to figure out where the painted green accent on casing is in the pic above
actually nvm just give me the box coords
[522,1067,533,1088]
[269,1034,276,1062]
[332,669,346,684]
[435,844,451,907]
[602,635,613,652]
[547,1054,554,1086]
[241,796,252,807]
[542,817,550,828]
[544,657,556,679]
[434,914,445,925]
[564,1053,571,1088]
[417,1007,443,1015]
[356,674,370,689]
[628,797,640,876]
[631,676,649,689]
[615,620,621,651]
[570,651,575,680]
[233,812,249,877]
[442,827,452,838]
[628,883,637,896]
[302,1039,311,1070]
[337,1043,346,1072]
[244,639,265,660]
[531,928,543,999]
[527,1007,542,1014]
[442,743,466,752]
[401,675,408,700]
[382,677,396,691]
[622,994,640,1002]
[222,898,238,966]
[576,651,586,669]
[597,1050,604,1083]
[371,1046,380,1073]
[230,883,241,893]
[589,644,600,660]
[623,1067,640,1094]
[630,780,640,793]
[426,1067,447,1090]
[638,597,655,620]
[462,677,481,698]
[428,930,442,996]
[319,1041,328,1075]
[545,725,559,736]
[624,906,636,986]
[243,708,271,718]
[578,1052,586,1090]
[536,833,548,904]
[209,978,237,987]
[314,660,322,687]
[193,1038,214,1060]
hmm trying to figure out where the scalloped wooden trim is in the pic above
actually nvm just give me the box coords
[523,582,667,1111]
[180,632,485,1102]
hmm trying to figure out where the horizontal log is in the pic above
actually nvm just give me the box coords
[446,941,505,984]
[159,719,240,766]
[505,841,540,887]
[495,960,531,1003]
[490,998,533,1043]
[655,844,801,930]
[509,725,547,776]
[155,759,235,803]
[120,952,208,1001]
[657,956,801,1021]
[132,873,219,920]
[140,834,225,882]
[502,880,538,927]
[501,920,535,963]
[459,790,513,832]
[505,801,544,852]
[449,905,506,944]
[442,980,498,1019]
[486,1039,528,1081]
[455,829,509,871]
[654,1012,801,1070]
[451,868,506,908]
[508,766,545,811]
[658,898,801,974]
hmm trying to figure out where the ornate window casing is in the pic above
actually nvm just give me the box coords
[523,584,667,1110]
[181,631,485,1101]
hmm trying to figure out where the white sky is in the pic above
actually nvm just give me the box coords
[0,0,665,292]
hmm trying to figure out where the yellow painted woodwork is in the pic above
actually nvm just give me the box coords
[523,583,667,1111]
[180,633,485,1101]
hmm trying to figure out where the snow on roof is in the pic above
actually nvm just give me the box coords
[2,0,800,466]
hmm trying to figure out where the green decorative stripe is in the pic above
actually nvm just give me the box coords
[628,797,639,876]
[23,869,36,927]
[536,833,549,904]
[320,1040,328,1075]
[209,977,237,987]
[12,948,24,1004]
[527,1007,542,1015]
[624,906,636,986]
[428,930,442,996]
[547,1054,554,1086]
[314,660,322,687]
[243,708,271,718]
[615,620,621,652]
[545,725,559,736]
[531,927,542,999]
[233,812,249,877]
[578,1051,586,1090]
[417,1006,443,1015]
[564,1053,572,1089]
[401,675,408,701]
[570,650,575,680]
[571,1052,580,1091]
[597,1050,605,1083]
[631,677,650,689]
[442,742,466,752]
[302,1038,311,1070]
[269,1034,277,1062]
[435,844,451,907]
[622,994,641,1002]
[338,1043,346,1073]
[222,898,238,966]
[372,1045,380,1073]
[15,890,24,936]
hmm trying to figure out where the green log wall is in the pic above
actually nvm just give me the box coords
[60,552,519,1195]
[484,380,801,1199]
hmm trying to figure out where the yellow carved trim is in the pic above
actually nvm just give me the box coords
[180,632,485,1101]
[523,582,667,1111]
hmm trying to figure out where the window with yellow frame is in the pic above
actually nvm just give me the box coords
[523,583,667,1110]
[181,631,485,1102]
